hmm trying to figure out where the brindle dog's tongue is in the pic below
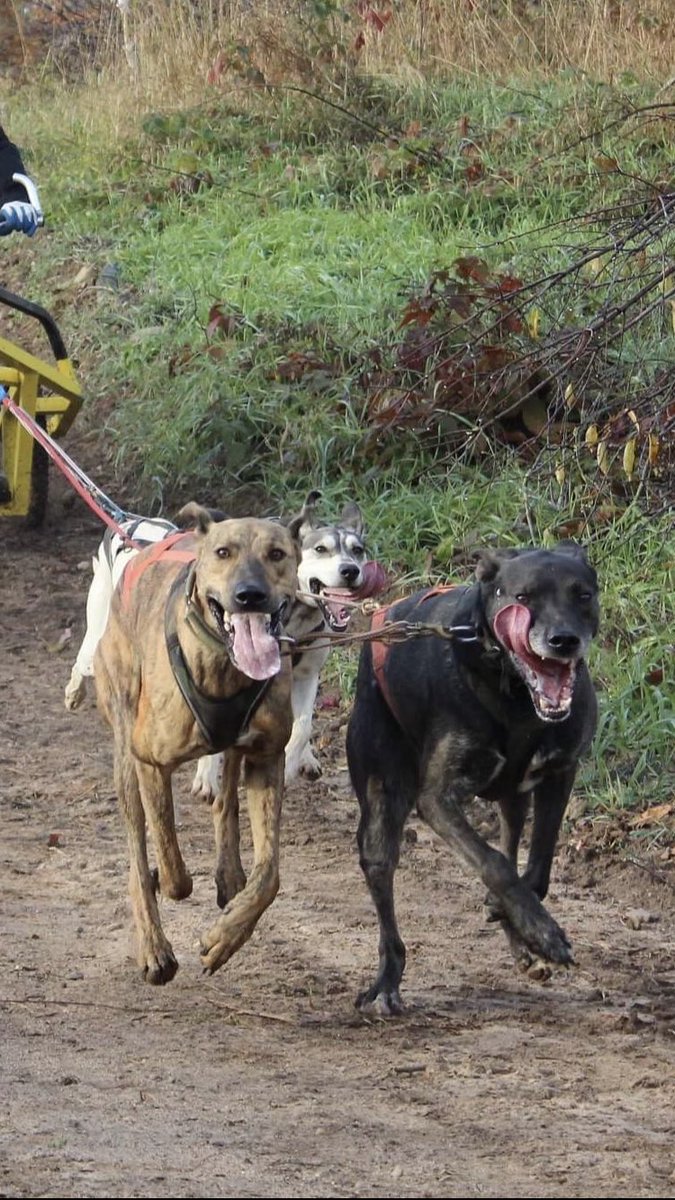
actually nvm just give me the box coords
[493,603,571,708]
[230,613,281,680]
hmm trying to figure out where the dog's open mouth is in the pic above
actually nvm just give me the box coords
[207,598,284,680]
[493,604,577,722]
[307,562,389,633]
[308,579,353,633]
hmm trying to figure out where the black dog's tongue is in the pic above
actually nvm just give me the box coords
[493,604,572,709]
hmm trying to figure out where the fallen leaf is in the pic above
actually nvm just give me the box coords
[630,803,673,828]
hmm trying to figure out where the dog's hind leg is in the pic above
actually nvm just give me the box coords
[114,747,179,985]
[135,761,193,902]
[355,774,410,1015]
[212,749,247,909]
[64,554,113,711]
[523,766,576,901]
[200,755,283,975]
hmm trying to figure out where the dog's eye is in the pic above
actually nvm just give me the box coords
[314,544,329,555]
[352,546,365,557]
[577,590,593,603]
[215,547,230,559]
[268,548,286,562]
[515,592,529,603]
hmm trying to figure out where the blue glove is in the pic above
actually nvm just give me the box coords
[0,173,44,237]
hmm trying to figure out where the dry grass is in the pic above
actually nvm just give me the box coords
[3,1,674,113]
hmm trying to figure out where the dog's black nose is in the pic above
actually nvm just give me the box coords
[548,630,581,656]
[340,564,360,585]
[234,582,269,609]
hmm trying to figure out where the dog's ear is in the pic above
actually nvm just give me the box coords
[179,504,215,536]
[340,501,364,537]
[553,539,590,563]
[287,490,321,540]
[175,501,227,529]
[473,547,520,582]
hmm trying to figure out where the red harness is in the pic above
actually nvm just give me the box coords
[120,531,196,609]
[371,585,458,724]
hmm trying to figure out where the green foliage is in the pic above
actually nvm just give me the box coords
[4,71,674,823]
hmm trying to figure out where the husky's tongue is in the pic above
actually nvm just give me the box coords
[493,603,573,713]
[229,612,281,680]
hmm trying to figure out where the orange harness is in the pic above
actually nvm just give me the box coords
[371,585,459,725]
[121,531,196,608]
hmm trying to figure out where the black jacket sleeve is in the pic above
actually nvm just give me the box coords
[0,124,29,204]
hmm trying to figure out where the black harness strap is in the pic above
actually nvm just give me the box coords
[164,568,272,753]
[292,618,327,667]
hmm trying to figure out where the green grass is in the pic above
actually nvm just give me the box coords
[2,69,674,823]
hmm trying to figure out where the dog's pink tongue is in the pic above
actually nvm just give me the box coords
[230,613,280,680]
[493,604,570,706]
[493,603,532,657]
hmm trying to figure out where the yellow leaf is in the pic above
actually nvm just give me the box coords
[555,463,565,487]
[623,438,637,480]
[594,154,619,174]
[627,408,640,432]
[564,382,576,409]
[585,423,599,448]
[648,433,660,466]
[596,440,610,475]
[630,803,674,829]
[585,255,608,279]
[526,308,541,338]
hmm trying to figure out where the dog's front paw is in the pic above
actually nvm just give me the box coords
[191,755,222,802]
[299,751,322,781]
[64,675,87,711]
[499,921,554,980]
[284,740,322,785]
[356,986,404,1017]
[514,903,573,966]
[139,940,179,985]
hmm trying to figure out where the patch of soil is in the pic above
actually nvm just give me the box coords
[3,473,675,1199]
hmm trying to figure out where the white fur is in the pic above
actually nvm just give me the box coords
[63,520,172,711]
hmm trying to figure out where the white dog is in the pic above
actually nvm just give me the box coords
[65,493,381,790]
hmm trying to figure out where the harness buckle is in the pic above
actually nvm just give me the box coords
[447,623,480,643]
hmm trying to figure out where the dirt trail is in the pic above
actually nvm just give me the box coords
[2,479,675,1199]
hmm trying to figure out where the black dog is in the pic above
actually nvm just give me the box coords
[346,543,599,1014]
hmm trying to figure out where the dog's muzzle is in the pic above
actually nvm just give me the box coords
[492,603,580,722]
[304,561,389,633]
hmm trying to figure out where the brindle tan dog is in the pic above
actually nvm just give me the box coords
[94,508,300,985]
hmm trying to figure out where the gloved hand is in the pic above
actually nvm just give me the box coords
[0,173,44,237]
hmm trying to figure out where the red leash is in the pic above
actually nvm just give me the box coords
[1,389,140,545]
